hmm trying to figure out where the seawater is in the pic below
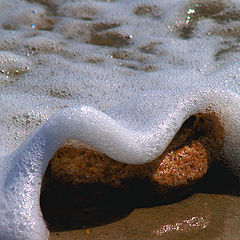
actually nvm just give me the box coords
[1,0,240,239]
[0,0,240,153]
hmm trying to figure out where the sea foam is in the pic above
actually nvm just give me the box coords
[0,0,240,239]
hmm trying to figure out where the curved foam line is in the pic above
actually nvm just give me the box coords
[1,86,240,239]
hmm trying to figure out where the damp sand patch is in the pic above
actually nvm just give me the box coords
[49,188,240,240]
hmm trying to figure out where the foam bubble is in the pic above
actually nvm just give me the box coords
[58,1,100,20]
[0,3,54,31]
[0,51,30,77]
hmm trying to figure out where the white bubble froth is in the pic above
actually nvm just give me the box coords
[0,0,240,239]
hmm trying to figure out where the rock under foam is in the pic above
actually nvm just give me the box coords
[50,112,223,194]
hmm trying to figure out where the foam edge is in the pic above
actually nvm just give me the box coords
[1,86,240,239]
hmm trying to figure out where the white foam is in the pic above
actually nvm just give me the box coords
[0,0,240,239]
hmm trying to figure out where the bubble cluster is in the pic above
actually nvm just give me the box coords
[134,2,162,18]
[58,2,100,20]
[0,51,30,77]
[1,4,55,31]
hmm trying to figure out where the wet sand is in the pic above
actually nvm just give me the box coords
[40,160,240,240]
[49,192,240,240]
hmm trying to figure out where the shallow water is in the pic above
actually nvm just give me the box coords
[1,0,240,154]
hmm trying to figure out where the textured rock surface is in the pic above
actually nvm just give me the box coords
[50,112,223,194]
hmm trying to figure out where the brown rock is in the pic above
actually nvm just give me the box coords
[50,111,224,194]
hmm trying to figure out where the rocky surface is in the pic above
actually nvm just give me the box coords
[49,112,223,195]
